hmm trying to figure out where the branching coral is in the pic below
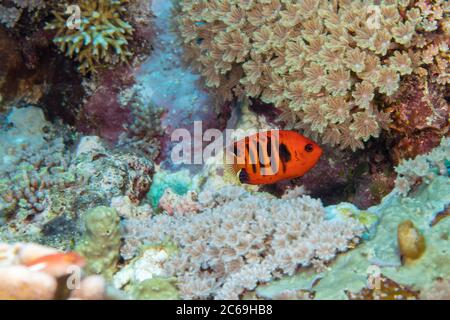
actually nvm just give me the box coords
[0,107,155,248]
[394,137,449,196]
[122,186,364,299]
[45,0,134,74]
[0,107,74,221]
[175,0,449,150]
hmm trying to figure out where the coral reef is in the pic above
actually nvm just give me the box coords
[75,65,136,142]
[121,186,364,299]
[175,0,449,150]
[346,275,420,300]
[0,0,448,302]
[125,0,230,167]
[112,244,181,299]
[0,26,85,122]
[0,106,154,249]
[420,278,450,300]
[45,0,135,74]
[113,137,448,300]
[129,277,180,300]
[0,106,73,219]
[256,138,449,300]
[117,92,163,161]
[148,169,200,208]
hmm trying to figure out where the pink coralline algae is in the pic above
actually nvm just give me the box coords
[76,66,135,142]
[387,75,448,163]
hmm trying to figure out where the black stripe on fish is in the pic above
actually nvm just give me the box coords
[279,143,291,173]
[244,138,250,163]
[279,143,291,163]
[266,136,272,159]
[251,139,258,173]
[233,142,238,157]
[259,137,271,169]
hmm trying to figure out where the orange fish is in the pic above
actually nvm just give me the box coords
[24,252,86,277]
[224,130,322,185]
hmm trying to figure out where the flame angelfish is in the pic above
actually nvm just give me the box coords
[224,130,323,185]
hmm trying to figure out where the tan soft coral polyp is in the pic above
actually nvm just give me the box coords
[175,0,449,150]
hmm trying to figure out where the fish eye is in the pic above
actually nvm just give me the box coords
[305,144,314,152]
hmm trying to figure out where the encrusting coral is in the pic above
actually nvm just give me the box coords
[175,0,449,150]
[45,0,135,74]
[386,74,448,162]
[256,137,449,300]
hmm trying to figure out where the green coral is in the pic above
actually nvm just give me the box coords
[76,206,121,279]
[130,277,180,300]
[45,0,134,74]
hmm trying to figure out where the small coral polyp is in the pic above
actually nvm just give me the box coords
[45,0,134,74]
[175,0,449,150]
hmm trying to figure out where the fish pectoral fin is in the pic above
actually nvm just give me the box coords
[223,163,242,184]
[223,151,243,184]
[224,162,239,176]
